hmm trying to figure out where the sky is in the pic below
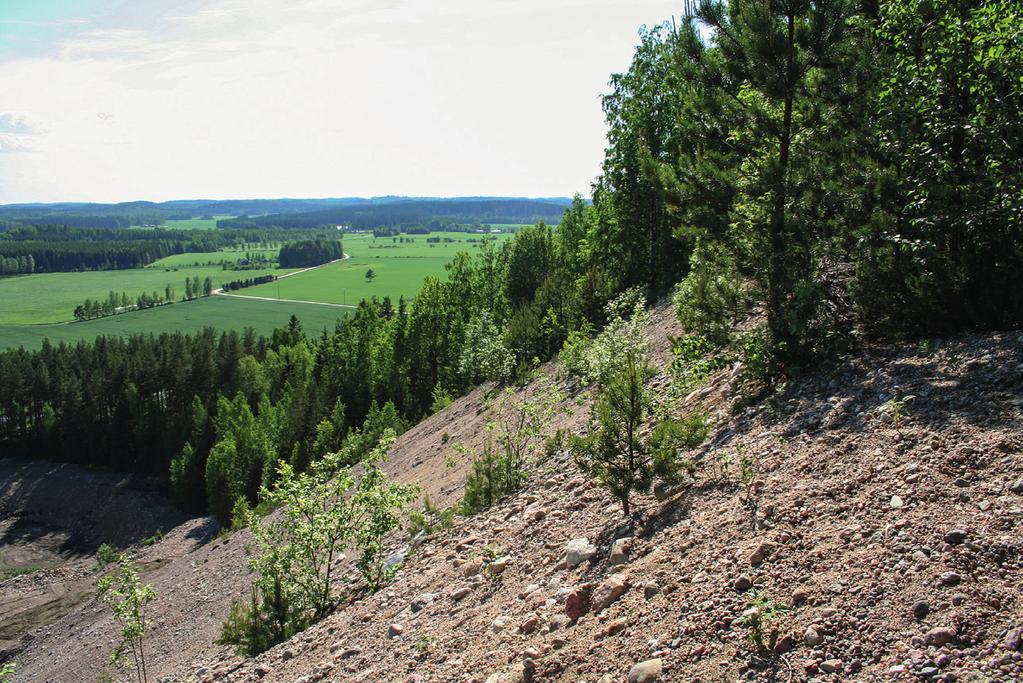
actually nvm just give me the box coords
[0,0,681,204]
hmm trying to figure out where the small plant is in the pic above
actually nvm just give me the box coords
[406,495,455,538]
[738,590,789,655]
[736,446,764,529]
[440,431,450,444]
[0,662,15,682]
[97,556,156,683]
[430,386,453,413]
[916,338,934,355]
[96,543,118,569]
[414,636,433,654]
[881,395,914,426]
[140,529,163,547]
[444,452,457,469]
[717,451,733,480]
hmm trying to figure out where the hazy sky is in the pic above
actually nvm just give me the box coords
[0,0,680,204]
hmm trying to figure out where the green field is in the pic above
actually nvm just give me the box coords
[0,229,513,350]
[162,215,234,230]
[148,247,280,269]
[0,296,347,350]
[0,257,291,325]
[237,231,512,305]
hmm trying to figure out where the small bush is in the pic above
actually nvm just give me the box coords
[649,413,709,484]
[96,543,118,569]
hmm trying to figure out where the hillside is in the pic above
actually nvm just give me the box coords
[3,306,1020,682]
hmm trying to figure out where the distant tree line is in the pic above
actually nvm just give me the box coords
[0,226,336,275]
[277,240,343,268]
[216,199,568,231]
[73,277,215,321]
[221,274,275,292]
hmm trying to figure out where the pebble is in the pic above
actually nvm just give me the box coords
[628,658,663,682]
[804,626,823,647]
[564,538,597,567]
[913,600,930,619]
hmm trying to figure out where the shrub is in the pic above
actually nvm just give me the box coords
[648,413,710,484]
[458,385,561,515]
[97,556,156,683]
[96,543,118,569]
[223,432,418,656]
[570,345,655,517]
[672,243,749,346]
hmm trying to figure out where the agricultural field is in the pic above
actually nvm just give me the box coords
[0,257,290,325]
[147,246,280,269]
[0,296,347,350]
[237,231,512,305]
[161,215,235,230]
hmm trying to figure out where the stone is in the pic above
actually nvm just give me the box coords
[565,586,592,621]
[591,573,629,613]
[489,556,512,575]
[890,495,904,509]
[1010,479,1023,495]
[282,649,295,661]
[804,626,823,647]
[519,615,541,634]
[628,658,663,683]
[565,538,597,567]
[450,586,472,601]
[774,634,795,654]
[463,556,484,578]
[336,647,361,660]
[924,626,957,647]
[609,537,634,565]
[387,623,404,638]
[819,659,843,674]
[492,616,513,632]
[603,618,628,637]
[410,593,437,613]
[913,601,930,620]
[939,572,962,586]
[642,581,659,599]
[944,529,967,545]
[733,575,753,592]
[792,588,809,604]
[748,541,773,566]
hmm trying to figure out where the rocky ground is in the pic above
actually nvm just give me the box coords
[3,308,1021,682]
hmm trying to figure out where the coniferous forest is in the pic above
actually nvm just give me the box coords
[0,0,1020,529]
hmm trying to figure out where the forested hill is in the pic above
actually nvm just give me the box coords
[0,196,572,230]
[215,198,571,230]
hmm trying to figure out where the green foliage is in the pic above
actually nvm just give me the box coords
[140,530,163,547]
[97,556,156,683]
[458,311,514,385]
[738,590,790,655]
[562,290,649,386]
[225,432,418,656]
[459,384,561,514]
[406,495,456,538]
[858,0,1023,335]
[672,243,749,346]
[430,386,453,414]
[0,662,15,683]
[648,413,709,484]
[96,543,118,569]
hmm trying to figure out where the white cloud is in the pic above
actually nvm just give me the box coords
[0,0,682,203]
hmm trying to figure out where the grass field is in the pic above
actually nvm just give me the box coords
[148,247,280,269]
[0,296,347,350]
[0,259,291,325]
[237,231,513,305]
[162,215,234,230]
[0,229,514,350]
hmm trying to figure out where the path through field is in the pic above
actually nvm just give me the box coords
[211,254,357,309]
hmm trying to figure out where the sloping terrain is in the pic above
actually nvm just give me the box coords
[4,309,1022,682]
